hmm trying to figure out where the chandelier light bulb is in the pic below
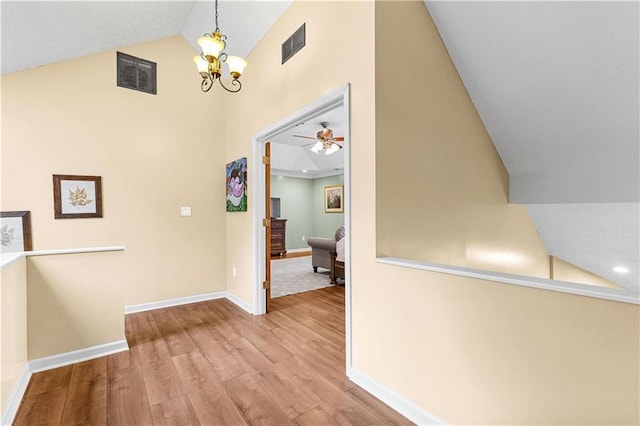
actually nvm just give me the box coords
[198,35,225,59]
[193,56,209,74]
[226,56,248,79]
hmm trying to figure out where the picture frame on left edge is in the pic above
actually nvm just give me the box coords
[53,174,103,219]
[0,211,33,252]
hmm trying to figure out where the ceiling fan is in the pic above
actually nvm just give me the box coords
[294,122,344,155]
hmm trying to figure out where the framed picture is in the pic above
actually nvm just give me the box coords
[226,158,247,212]
[324,185,344,213]
[117,51,157,95]
[53,174,103,219]
[1,211,32,252]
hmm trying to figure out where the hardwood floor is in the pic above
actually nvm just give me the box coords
[14,286,413,425]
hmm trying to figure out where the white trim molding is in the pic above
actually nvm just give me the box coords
[377,256,639,305]
[1,363,31,426]
[25,245,125,257]
[2,246,125,269]
[28,339,129,373]
[251,84,352,375]
[124,291,254,315]
[222,291,254,314]
[125,291,228,314]
[347,368,445,425]
[0,252,24,269]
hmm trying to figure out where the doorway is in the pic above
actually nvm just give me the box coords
[251,84,352,367]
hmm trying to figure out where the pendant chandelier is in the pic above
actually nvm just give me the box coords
[193,0,247,93]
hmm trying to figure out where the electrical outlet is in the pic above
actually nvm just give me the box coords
[232,267,237,278]
[180,206,192,217]
[302,235,306,241]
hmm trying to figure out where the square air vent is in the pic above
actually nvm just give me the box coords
[282,23,306,64]
[117,52,157,95]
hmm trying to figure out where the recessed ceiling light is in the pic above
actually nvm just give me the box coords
[613,266,629,274]
[302,170,307,173]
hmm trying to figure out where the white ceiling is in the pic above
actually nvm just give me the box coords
[1,1,637,293]
[1,1,196,74]
[1,1,293,75]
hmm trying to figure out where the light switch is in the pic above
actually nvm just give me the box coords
[181,207,192,217]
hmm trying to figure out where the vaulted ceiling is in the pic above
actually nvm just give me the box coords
[2,1,637,293]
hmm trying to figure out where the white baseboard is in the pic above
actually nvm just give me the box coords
[28,339,129,373]
[124,291,254,316]
[222,291,254,314]
[347,367,445,425]
[124,291,228,314]
[1,363,31,426]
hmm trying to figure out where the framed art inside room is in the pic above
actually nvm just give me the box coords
[324,185,344,213]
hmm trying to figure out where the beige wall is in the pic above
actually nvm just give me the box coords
[552,256,622,289]
[220,0,638,422]
[223,0,376,306]
[1,36,227,306]
[26,252,124,359]
[0,257,28,412]
[363,1,639,423]
[375,3,549,279]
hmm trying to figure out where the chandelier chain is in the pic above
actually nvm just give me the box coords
[215,0,220,32]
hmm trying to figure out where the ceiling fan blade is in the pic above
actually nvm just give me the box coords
[333,137,345,142]
[293,135,318,140]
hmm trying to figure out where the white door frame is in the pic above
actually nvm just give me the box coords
[251,83,352,370]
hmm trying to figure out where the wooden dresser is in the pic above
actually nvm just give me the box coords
[270,218,287,257]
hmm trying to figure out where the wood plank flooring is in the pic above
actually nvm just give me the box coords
[14,286,413,425]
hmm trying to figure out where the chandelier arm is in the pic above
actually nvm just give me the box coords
[201,75,215,92]
[218,78,242,93]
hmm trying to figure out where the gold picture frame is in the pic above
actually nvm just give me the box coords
[53,174,103,219]
[324,185,344,213]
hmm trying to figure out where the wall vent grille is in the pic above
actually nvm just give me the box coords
[282,24,306,64]
[117,52,157,95]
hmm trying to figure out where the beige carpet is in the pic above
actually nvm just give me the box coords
[271,255,337,298]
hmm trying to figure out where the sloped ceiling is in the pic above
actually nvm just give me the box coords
[1,1,637,293]
[424,1,639,292]
[1,1,293,75]
[1,1,196,74]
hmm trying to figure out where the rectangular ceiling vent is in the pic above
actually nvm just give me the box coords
[282,23,305,64]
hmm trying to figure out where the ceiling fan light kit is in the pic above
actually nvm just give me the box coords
[193,0,247,93]
[295,122,344,155]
